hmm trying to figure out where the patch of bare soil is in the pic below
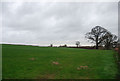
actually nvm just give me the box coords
[36,74,55,79]
[29,58,35,61]
[52,61,59,65]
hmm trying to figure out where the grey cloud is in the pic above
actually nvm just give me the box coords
[2,2,118,46]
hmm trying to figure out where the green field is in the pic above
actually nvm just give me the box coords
[2,44,118,79]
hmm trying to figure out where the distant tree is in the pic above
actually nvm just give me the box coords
[64,44,67,47]
[59,44,67,47]
[85,26,107,49]
[76,41,80,47]
[50,44,53,47]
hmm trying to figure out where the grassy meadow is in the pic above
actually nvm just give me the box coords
[2,44,118,79]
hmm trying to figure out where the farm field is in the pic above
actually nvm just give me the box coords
[2,44,118,79]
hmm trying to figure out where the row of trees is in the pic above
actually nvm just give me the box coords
[85,26,118,49]
[49,26,118,50]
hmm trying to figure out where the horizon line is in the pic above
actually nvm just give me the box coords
[0,42,94,47]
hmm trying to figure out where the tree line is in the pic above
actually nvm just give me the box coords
[50,26,118,50]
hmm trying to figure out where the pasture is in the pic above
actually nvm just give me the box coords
[2,44,118,79]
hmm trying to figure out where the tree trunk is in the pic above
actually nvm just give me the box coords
[96,43,98,49]
[77,45,78,48]
[96,36,98,49]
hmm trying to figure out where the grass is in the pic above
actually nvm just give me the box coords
[2,44,118,79]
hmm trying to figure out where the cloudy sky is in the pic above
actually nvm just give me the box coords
[1,2,118,46]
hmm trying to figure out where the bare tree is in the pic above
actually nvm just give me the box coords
[85,26,107,49]
[50,44,53,47]
[102,32,118,49]
[76,41,80,47]
[64,44,67,47]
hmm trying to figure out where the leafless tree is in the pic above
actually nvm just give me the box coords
[50,44,53,47]
[85,26,107,49]
[76,41,80,47]
[102,32,118,49]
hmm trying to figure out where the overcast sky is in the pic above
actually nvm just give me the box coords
[1,2,118,46]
